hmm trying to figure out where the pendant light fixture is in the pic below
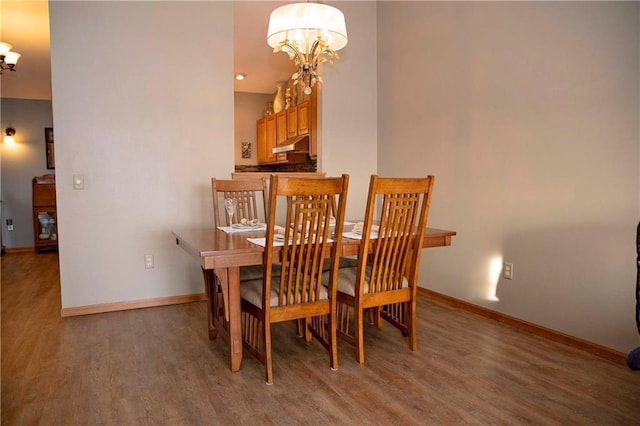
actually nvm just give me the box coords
[267,2,347,94]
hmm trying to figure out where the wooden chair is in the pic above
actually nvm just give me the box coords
[240,174,349,384]
[335,175,435,364]
[211,177,268,227]
[209,177,269,340]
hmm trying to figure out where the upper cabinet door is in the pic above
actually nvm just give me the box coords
[266,114,277,163]
[256,117,267,164]
[297,102,309,135]
[287,106,298,138]
[276,110,287,145]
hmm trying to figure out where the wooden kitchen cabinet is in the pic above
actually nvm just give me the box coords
[256,89,317,164]
[32,174,58,252]
[257,115,277,164]
[286,102,309,138]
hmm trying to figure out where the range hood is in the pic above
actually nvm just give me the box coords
[272,134,310,154]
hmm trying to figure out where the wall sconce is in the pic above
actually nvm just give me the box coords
[3,128,16,145]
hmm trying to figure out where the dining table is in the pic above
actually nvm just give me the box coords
[172,225,457,372]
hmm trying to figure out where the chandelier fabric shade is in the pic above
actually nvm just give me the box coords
[267,3,348,54]
[267,2,348,94]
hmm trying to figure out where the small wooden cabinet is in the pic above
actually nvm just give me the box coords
[32,174,58,252]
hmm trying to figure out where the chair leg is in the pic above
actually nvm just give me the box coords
[329,308,338,371]
[407,300,417,351]
[374,307,383,328]
[354,306,365,364]
[264,322,274,385]
[367,308,374,325]
[303,317,312,342]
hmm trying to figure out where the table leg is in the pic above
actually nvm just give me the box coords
[216,266,243,372]
[201,268,218,340]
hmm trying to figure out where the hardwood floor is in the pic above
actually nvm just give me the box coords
[2,251,639,425]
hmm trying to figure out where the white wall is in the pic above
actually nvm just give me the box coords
[321,1,378,220]
[377,1,640,352]
[49,1,234,308]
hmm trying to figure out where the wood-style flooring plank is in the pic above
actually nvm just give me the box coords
[2,251,639,425]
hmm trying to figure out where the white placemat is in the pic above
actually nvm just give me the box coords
[247,237,335,247]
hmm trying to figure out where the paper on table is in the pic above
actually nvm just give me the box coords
[343,222,379,240]
[247,237,284,247]
[217,223,266,234]
[295,216,341,231]
[342,231,379,240]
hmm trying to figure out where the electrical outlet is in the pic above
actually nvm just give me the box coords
[6,219,13,231]
[144,254,154,269]
[503,262,513,280]
[73,174,85,190]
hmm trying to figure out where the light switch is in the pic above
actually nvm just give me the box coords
[73,174,84,190]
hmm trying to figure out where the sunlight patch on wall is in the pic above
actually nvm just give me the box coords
[488,256,503,301]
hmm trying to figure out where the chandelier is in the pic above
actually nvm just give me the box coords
[0,42,21,74]
[267,2,347,95]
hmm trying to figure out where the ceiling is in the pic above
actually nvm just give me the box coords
[234,1,295,94]
[0,1,296,100]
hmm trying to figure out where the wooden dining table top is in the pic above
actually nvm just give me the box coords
[172,226,457,268]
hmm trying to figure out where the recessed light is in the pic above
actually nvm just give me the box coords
[235,73,247,81]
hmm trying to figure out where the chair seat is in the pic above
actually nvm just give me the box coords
[241,278,330,308]
[241,258,356,306]
[336,257,359,270]
[240,264,282,282]
[334,266,409,296]
[239,265,265,282]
